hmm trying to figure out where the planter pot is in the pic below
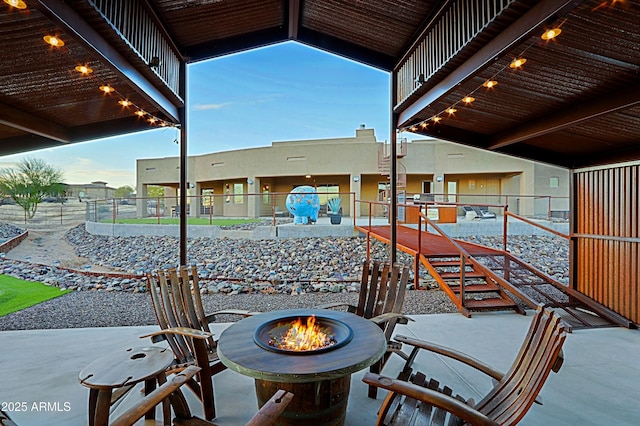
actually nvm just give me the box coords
[329,214,342,225]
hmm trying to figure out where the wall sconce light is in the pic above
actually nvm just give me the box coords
[247,179,254,185]
[436,176,444,182]
[353,176,360,182]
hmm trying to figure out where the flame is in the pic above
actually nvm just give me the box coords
[270,316,335,351]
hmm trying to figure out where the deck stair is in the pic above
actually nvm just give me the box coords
[471,252,633,330]
[356,222,632,329]
[421,254,524,317]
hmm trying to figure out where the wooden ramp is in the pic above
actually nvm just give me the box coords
[357,224,630,329]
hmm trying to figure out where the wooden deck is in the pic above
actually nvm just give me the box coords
[357,224,630,328]
[355,224,501,258]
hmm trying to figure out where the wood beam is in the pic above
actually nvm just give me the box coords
[185,27,287,63]
[35,0,180,122]
[489,84,640,149]
[0,102,69,143]
[297,27,395,71]
[396,0,586,126]
[287,0,301,40]
[0,134,65,156]
[69,117,166,142]
[0,117,159,156]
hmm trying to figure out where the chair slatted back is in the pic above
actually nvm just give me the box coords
[476,307,566,424]
[356,260,410,341]
[379,372,467,426]
[177,266,216,350]
[146,271,190,364]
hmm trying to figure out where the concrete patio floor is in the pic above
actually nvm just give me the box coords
[1,310,638,425]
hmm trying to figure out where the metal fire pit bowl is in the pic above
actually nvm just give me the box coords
[253,315,354,355]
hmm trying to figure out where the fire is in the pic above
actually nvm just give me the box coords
[269,316,336,351]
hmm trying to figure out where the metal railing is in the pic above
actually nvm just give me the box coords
[0,201,86,227]
[85,192,356,226]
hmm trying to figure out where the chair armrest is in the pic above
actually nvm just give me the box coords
[370,312,414,325]
[245,389,294,426]
[204,309,258,322]
[140,327,213,342]
[110,366,201,426]
[362,373,499,426]
[1,410,17,426]
[314,302,357,313]
[394,335,504,381]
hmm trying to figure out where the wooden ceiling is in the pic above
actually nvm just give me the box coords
[1,0,638,169]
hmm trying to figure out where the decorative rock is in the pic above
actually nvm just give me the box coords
[0,223,569,298]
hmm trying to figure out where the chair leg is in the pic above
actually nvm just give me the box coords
[192,339,216,420]
[368,361,381,399]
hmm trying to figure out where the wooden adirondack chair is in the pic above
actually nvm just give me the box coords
[145,266,253,421]
[107,365,293,426]
[316,260,413,398]
[362,306,566,425]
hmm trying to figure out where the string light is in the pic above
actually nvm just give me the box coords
[36,19,178,129]
[75,65,93,75]
[3,0,27,9]
[541,28,562,40]
[394,2,622,134]
[43,35,64,47]
[510,58,526,69]
[446,107,457,114]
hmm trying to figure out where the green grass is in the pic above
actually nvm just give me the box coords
[0,275,71,317]
[105,217,262,226]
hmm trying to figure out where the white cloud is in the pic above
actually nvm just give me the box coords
[193,103,229,111]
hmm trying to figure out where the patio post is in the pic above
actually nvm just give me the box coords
[390,82,398,265]
[179,60,187,266]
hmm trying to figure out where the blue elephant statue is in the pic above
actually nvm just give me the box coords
[286,186,320,225]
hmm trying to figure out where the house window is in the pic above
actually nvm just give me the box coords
[262,185,270,204]
[316,184,339,205]
[233,183,244,204]
[550,177,559,188]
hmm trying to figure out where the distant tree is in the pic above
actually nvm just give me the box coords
[114,185,134,199]
[0,158,65,218]
[147,185,165,198]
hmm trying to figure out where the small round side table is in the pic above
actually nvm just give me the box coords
[78,346,174,426]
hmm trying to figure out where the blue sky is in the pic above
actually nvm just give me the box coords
[0,42,392,189]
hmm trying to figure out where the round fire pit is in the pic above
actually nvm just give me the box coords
[217,309,387,426]
[254,315,354,355]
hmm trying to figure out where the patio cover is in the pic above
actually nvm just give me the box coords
[1,0,639,323]
[1,0,638,166]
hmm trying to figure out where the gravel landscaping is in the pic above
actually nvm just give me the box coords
[0,222,569,330]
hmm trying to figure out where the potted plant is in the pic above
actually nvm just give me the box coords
[327,197,342,224]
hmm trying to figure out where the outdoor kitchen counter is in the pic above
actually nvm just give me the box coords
[217,308,387,383]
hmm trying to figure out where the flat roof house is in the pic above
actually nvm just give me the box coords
[136,127,569,219]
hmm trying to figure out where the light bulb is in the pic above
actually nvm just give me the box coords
[44,35,64,47]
